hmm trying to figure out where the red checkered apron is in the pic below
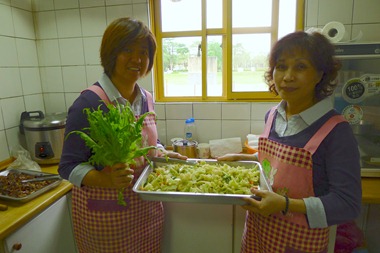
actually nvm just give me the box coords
[71,86,164,253]
[241,108,346,253]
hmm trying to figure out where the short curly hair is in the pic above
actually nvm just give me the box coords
[264,31,341,101]
[100,17,157,78]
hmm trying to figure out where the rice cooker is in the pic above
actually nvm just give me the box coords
[20,111,67,164]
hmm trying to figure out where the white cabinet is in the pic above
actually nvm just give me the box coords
[162,202,234,253]
[3,195,77,253]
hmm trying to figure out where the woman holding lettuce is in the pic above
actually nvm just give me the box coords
[58,17,186,253]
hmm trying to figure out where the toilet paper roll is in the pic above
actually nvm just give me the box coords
[322,21,345,43]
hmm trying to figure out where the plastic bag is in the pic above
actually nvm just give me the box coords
[8,145,41,171]
[335,221,365,253]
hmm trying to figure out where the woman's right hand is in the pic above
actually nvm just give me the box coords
[106,163,134,189]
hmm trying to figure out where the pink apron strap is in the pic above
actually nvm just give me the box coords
[84,85,111,104]
[145,90,154,112]
[261,107,277,138]
[304,115,346,154]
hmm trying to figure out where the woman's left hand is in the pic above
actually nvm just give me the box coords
[241,188,286,217]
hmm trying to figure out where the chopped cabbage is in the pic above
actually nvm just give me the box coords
[140,161,260,194]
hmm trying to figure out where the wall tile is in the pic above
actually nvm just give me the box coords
[221,120,250,142]
[85,65,103,85]
[12,7,35,39]
[0,37,18,67]
[16,38,38,67]
[165,119,185,142]
[56,9,82,38]
[318,0,353,25]
[54,0,79,10]
[32,0,54,11]
[0,107,4,130]
[222,103,250,120]
[0,96,25,129]
[34,11,58,39]
[193,103,222,120]
[20,67,42,95]
[83,37,102,65]
[250,102,275,120]
[196,119,222,143]
[106,5,133,24]
[11,0,32,11]
[0,0,11,6]
[79,0,105,8]
[132,3,149,25]
[352,24,380,42]
[106,0,133,5]
[0,131,10,160]
[305,0,318,27]
[40,67,64,93]
[155,104,166,120]
[65,92,81,111]
[80,7,107,36]
[0,68,23,98]
[24,94,45,112]
[165,103,192,120]
[353,0,380,24]
[250,120,265,135]
[5,127,21,154]
[59,38,85,66]
[0,4,14,36]
[62,66,87,92]
[138,72,153,92]
[156,119,167,145]
[43,93,66,114]
[37,39,61,66]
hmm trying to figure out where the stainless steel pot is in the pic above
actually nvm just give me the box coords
[173,139,198,158]
[20,111,67,164]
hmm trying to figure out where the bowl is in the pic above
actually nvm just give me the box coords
[244,140,258,154]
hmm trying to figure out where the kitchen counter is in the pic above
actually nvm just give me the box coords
[0,158,379,241]
[0,159,72,240]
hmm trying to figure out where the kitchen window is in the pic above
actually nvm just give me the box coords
[149,0,305,102]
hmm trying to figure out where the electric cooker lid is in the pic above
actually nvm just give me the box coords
[22,112,67,129]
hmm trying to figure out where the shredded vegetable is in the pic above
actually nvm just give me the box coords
[140,161,260,195]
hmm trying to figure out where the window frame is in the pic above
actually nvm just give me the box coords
[149,0,305,102]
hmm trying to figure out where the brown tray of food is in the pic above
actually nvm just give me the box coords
[133,157,272,205]
[0,168,62,202]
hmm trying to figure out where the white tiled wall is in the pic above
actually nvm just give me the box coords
[0,0,380,162]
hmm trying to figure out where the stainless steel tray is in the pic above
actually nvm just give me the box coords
[133,157,272,205]
[0,168,62,202]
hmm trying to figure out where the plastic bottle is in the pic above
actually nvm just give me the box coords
[184,118,197,141]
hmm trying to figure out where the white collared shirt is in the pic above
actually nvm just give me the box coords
[275,97,334,137]
[98,73,145,115]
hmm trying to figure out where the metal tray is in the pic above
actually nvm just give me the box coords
[133,157,272,205]
[0,168,62,202]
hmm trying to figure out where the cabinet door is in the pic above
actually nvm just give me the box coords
[162,202,233,253]
[233,205,246,253]
[4,195,77,253]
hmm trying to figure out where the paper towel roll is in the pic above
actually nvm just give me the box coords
[322,21,345,43]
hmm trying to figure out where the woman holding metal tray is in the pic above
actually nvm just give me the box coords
[218,31,362,253]
[58,18,186,253]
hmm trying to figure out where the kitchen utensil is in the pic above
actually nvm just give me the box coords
[21,175,61,183]
[172,139,198,158]
[19,111,67,164]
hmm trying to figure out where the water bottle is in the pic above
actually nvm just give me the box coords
[184,118,197,141]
